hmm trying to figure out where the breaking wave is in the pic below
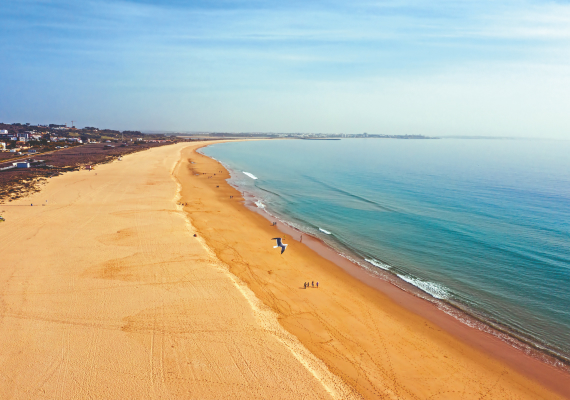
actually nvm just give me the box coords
[243,172,258,180]
[397,274,450,300]
[365,258,391,271]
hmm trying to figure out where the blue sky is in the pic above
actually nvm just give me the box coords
[1,0,569,137]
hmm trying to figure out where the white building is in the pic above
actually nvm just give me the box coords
[0,142,5,151]
[0,130,8,134]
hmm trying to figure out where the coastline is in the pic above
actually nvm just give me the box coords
[185,141,570,399]
[239,184,570,371]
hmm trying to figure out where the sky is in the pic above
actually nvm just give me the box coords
[1,0,569,138]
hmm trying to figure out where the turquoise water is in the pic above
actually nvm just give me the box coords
[201,139,570,363]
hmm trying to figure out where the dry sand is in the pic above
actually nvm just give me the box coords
[1,140,568,399]
[0,142,354,399]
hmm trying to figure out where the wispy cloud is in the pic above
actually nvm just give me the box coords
[1,0,569,137]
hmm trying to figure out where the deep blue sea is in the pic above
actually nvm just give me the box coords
[201,139,570,363]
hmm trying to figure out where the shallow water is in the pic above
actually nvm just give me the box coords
[201,138,570,361]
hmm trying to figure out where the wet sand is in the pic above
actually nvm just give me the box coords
[182,142,570,399]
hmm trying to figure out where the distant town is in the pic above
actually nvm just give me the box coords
[0,122,180,155]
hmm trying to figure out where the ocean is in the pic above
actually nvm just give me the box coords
[200,138,570,365]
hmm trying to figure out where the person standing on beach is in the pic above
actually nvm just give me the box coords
[317,282,319,288]
[311,281,314,287]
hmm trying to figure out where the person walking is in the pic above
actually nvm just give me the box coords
[317,282,319,288]
[311,281,314,287]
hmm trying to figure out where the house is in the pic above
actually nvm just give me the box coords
[0,130,8,134]
[15,162,30,168]
[0,142,5,151]
[28,149,37,154]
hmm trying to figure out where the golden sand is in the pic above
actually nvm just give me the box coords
[0,143,353,399]
[0,141,567,399]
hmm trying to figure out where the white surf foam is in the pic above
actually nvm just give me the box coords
[243,171,258,180]
[319,228,332,234]
[365,258,391,271]
[397,274,449,300]
[255,200,265,209]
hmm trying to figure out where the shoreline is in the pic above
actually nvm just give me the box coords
[251,203,570,392]
[187,141,570,399]
[202,144,570,371]
[241,186,570,371]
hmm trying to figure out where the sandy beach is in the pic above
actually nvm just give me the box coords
[1,140,568,399]
[181,142,570,399]
[0,142,354,399]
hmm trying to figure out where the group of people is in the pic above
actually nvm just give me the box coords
[304,281,318,289]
